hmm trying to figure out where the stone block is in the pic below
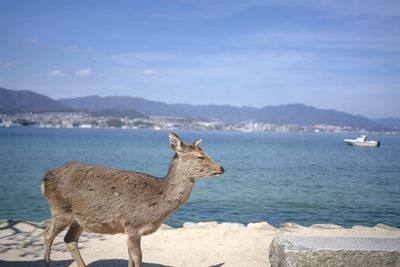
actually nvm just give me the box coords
[269,236,400,267]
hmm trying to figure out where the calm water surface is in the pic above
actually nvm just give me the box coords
[0,128,399,228]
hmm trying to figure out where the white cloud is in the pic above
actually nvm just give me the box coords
[66,45,93,53]
[28,37,39,44]
[103,52,178,66]
[188,0,400,18]
[0,61,14,69]
[75,68,92,77]
[48,69,67,77]
[232,30,400,53]
[142,69,156,76]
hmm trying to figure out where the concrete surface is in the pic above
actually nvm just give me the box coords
[269,236,400,267]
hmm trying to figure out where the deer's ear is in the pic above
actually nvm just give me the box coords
[169,132,183,152]
[193,139,202,146]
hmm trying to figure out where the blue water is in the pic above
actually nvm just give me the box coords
[0,127,399,228]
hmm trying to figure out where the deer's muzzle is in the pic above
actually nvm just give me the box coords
[213,166,224,176]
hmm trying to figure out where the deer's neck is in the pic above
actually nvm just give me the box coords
[163,155,195,209]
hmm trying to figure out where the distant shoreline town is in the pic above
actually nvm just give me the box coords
[0,111,397,134]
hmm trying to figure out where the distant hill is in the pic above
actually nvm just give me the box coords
[60,95,390,131]
[374,118,400,130]
[91,109,146,119]
[59,95,259,120]
[254,104,387,130]
[59,95,178,116]
[0,87,70,113]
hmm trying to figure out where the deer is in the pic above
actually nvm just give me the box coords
[42,132,224,267]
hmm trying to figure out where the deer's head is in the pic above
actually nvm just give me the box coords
[169,132,224,179]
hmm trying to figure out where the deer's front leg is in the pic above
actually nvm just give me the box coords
[127,231,142,267]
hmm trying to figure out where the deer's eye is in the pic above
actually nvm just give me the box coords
[197,156,205,160]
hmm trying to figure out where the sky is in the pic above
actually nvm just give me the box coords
[0,0,399,118]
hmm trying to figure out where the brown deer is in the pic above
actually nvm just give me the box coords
[42,132,224,267]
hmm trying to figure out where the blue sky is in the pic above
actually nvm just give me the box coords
[0,0,399,118]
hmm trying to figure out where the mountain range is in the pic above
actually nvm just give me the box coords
[0,87,398,131]
[58,95,391,131]
[0,87,69,113]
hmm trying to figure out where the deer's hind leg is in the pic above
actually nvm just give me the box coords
[44,216,71,267]
[64,221,86,267]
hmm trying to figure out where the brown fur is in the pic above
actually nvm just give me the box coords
[42,132,224,267]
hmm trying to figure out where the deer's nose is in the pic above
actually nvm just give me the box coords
[220,166,225,174]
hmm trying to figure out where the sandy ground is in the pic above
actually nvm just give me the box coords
[1,220,399,267]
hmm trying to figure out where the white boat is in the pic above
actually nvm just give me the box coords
[344,135,380,147]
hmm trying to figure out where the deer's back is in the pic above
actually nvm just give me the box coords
[43,161,165,234]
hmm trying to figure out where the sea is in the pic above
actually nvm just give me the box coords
[0,127,399,228]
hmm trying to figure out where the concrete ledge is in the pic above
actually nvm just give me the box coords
[269,236,400,267]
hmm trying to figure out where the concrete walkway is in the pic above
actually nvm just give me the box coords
[270,236,400,267]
